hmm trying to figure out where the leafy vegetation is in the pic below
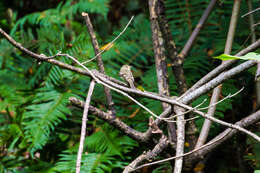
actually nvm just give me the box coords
[0,0,259,172]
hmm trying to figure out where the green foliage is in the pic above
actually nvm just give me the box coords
[214,52,260,61]
[23,89,73,154]
[54,125,137,173]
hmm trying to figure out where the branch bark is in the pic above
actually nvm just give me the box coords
[76,80,95,173]
[132,109,260,170]
[148,0,176,145]
[187,109,260,163]
[83,12,116,116]
[69,97,149,143]
[195,0,241,148]
[123,135,169,173]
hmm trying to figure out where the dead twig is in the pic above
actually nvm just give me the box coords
[76,80,96,173]
[82,12,116,116]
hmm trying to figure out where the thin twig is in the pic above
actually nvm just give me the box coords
[133,130,231,171]
[163,87,243,123]
[241,7,260,18]
[180,0,217,59]
[82,16,134,65]
[187,110,260,163]
[76,80,96,173]
[162,99,207,121]
[197,87,244,111]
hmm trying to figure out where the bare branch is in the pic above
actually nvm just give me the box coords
[82,12,116,116]
[196,0,241,148]
[187,109,260,163]
[76,80,95,173]
[148,0,176,144]
[82,16,134,65]
[173,106,185,173]
[164,87,243,122]
[180,0,217,59]
[134,109,260,170]
[69,97,148,143]
[123,135,169,173]
[134,130,230,171]
[182,60,257,104]
[246,0,256,43]
[241,6,260,18]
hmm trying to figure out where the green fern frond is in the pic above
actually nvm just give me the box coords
[85,125,137,157]
[23,89,73,154]
[55,151,125,173]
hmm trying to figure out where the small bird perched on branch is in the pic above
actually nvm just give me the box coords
[119,65,135,89]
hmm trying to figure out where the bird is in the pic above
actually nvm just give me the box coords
[119,65,135,89]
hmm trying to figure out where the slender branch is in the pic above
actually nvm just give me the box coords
[76,80,95,173]
[246,0,256,43]
[180,0,217,59]
[187,109,260,163]
[69,97,149,143]
[195,0,241,148]
[246,0,260,109]
[165,88,243,121]
[182,60,257,104]
[241,6,260,18]
[133,109,260,170]
[134,130,230,171]
[167,0,217,94]
[82,16,134,65]
[123,135,169,173]
[82,12,116,116]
